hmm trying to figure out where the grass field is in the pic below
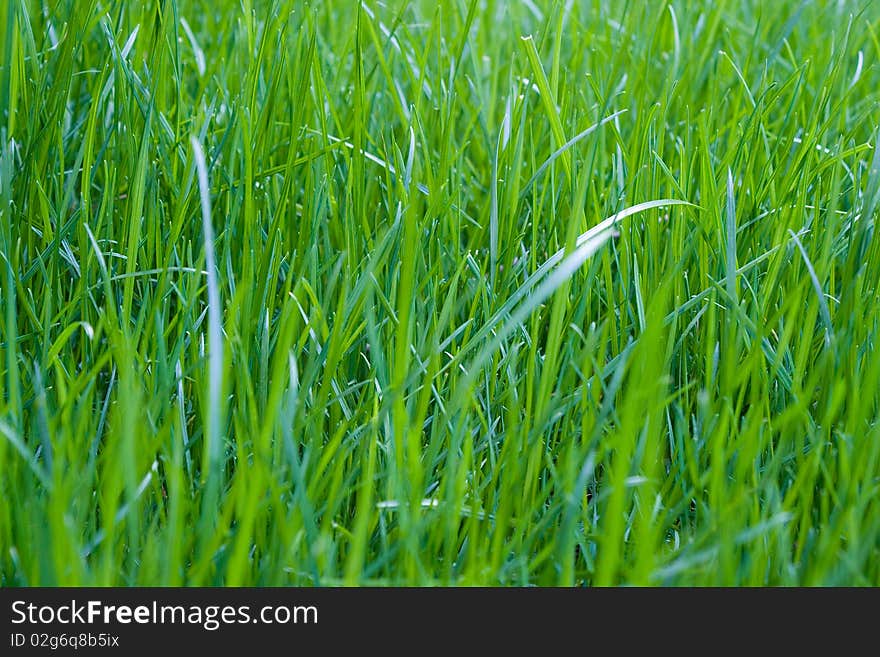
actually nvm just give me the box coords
[1,0,879,586]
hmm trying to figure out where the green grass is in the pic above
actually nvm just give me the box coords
[1,0,879,586]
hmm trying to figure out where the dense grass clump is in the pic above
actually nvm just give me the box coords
[1,0,879,585]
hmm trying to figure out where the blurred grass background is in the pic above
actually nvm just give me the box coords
[1,0,879,585]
